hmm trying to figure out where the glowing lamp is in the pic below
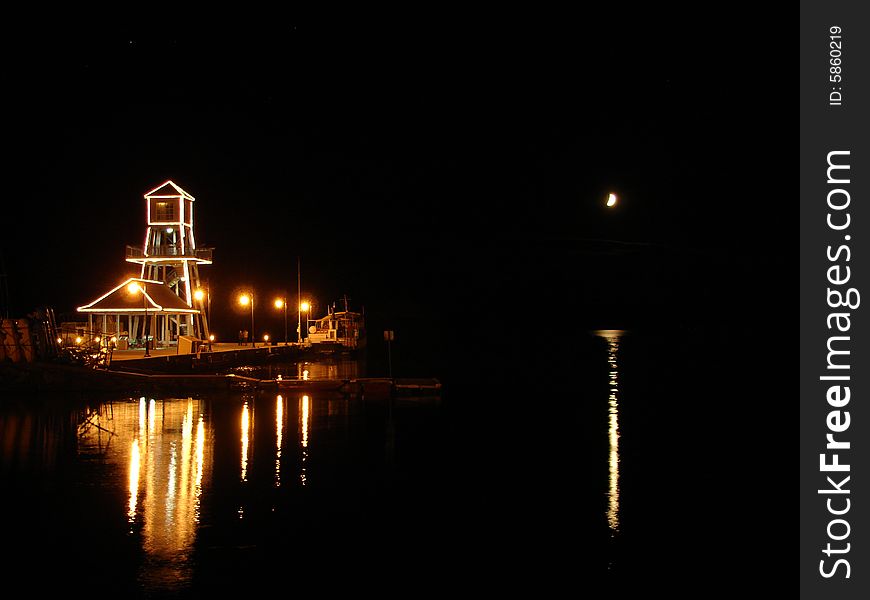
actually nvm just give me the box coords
[239,294,250,306]
[194,289,205,301]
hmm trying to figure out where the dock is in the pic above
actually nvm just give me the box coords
[0,357,441,399]
[106,342,347,373]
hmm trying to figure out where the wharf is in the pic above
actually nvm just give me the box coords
[107,342,341,373]
[0,359,441,399]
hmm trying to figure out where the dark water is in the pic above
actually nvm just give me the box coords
[0,329,769,595]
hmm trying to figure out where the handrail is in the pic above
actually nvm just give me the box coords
[126,245,213,261]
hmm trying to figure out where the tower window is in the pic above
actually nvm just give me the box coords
[152,200,177,222]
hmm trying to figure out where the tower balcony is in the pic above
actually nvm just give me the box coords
[126,245,213,264]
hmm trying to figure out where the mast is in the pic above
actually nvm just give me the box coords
[297,256,302,343]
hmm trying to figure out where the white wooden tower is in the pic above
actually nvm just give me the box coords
[125,180,212,340]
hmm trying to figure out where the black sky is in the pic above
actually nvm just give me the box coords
[2,15,792,346]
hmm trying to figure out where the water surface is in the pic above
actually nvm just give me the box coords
[1,333,731,594]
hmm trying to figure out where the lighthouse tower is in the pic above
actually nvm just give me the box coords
[125,180,212,340]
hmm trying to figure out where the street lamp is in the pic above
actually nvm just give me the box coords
[300,301,311,341]
[194,287,211,348]
[127,281,151,357]
[194,283,211,335]
[275,297,288,344]
[239,292,255,347]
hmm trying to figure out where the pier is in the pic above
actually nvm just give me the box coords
[2,339,440,397]
[108,342,321,372]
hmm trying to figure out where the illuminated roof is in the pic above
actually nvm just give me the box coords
[144,180,195,201]
[77,278,199,313]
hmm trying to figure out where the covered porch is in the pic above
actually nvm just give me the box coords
[77,277,201,349]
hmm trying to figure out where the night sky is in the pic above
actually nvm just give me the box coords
[1,14,795,588]
[3,15,791,366]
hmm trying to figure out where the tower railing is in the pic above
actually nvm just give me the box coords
[126,245,213,261]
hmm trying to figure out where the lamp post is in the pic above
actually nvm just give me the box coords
[239,292,255,348]
[275,297,288,344]
[194,287,212,349]
[194,283,211,326]
[297,256,302,344]
[300,301,310,342]
[127,281,150,357]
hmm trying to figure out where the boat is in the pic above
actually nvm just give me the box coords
[306,297,366,353]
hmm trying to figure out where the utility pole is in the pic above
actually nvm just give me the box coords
[297,256,302,343]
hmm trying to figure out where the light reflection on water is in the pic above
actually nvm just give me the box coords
[71,390,340,592]
[275,394,283,488]
[300,394,310,486]
[81,397,213,591]
[241,400,250,483]
[594,330,624,535]
[229,358,362,382]
[128,439,140,525]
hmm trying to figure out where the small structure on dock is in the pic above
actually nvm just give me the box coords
[77,181,213,349]
[307,299,366,351]
[77,277,201,349]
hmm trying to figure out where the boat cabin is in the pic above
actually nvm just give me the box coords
[307,310,365,350]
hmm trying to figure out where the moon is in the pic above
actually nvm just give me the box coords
[606,193,617,207]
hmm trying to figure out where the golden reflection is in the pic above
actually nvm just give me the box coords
[128,438,140,524]
[300,395,310,486]
[79,398,212,592]
[241,401,250,482]
[167,441,176,519]
[194,416,204,522]
[275,395,283,487]
[301,395,310,448]
[296,360,360,381]
[139,397,146,433]
[595,330,623,534]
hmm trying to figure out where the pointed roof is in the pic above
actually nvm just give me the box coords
[144,180,195,201]
[77,278,199,313]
